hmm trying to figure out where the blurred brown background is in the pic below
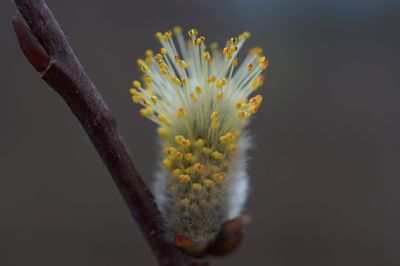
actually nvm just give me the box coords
[1,0,400,265]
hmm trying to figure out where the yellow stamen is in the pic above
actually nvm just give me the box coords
[176,152,184,160]
[212,151,224,160]
[215,79,227,89]
[190,93,198,101]
[172,169,183,177]
[212,120,220,128]
[179,60,187,69]
[129,88,139,95]
[162,159,173,169]
[239,31,251,40]
[212,173,224,183]
[173,26,182,35]
[145,49,153,57]
[202,147,212,154]
[144,76,152,84]
[210,112,219,120]
[178,174,191,184]
[177,108,186,118]
[157,127,169,138]
[203,179,215,188]
[184,153,193,161]
[140,107,153,117]
[194,163,206,173]
[192,183,202,191]
[188,28,198,37]
[150,95,158,103]
[207,75,216,83]
[203,51,211,61]
[216,92,224,101]
[132,80,141,88]
[193,139,204,147]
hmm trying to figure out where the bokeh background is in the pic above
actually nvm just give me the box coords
[1,0,400,265]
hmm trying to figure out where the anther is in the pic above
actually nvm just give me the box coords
[157,127,169,138]
[178,174,191,184]
[192,183,203,191]
[150,95,158,103]
[144,76,152,84]
[212,151,224,160]
[177,108,186,118]
[188,28,198,37]
[132,80,141,88]
[162,159,173,169]
[230,37,238,45]
[139,107,153,117]
[210,112,219,120]
[145,49,153,57]
[173,26,182,35]
[172,169,182,177]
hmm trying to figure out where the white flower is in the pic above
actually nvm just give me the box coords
[130,27,268,248]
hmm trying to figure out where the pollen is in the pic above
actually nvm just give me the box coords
[163,159,173,169]
[203,179,215,188]
[180,197,190,205]
[195,86,202,94]
[177,108,186,118]
[160,47,167,55]
[140,107,153,117]
[207,75,217,83]
[144,76,152,84]
[158,114,169,123]
[190,93,198,101]
[157,127,169,138]
[227,144,237,153]
[172,169,183,177]
[194,163,206,173]
[211,151,224,160]
[215,79,227,89]
[193,139,204,147]
[184,153,193,161]
[188,28,198,37]
[173,26,182,35]
[178,174,191,184]
[150,95,158,103]
[176,152,184,160]
[210,112,219,120]
[212,172,224,183]
[179,60,187,69]
[164,147,176,156]
[132,95,142,103]
[132,80,141,88]
[192,183,203,191]
[212,120,219,128]
[195,37,205,45]
[203,51,211,61]
[202,147,212,154]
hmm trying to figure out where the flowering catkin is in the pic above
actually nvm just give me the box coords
[129,27,268,248]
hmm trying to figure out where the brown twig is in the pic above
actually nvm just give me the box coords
[10,0,203,265]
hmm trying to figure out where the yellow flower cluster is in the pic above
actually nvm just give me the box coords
[129,27,268,246]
